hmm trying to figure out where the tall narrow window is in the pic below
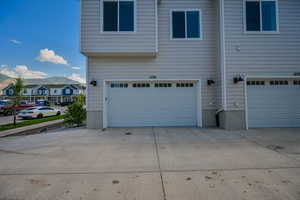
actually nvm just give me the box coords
[172,11,185,38]
[245,0,278,32]
[171,10,202,39]
[103,0,134,32]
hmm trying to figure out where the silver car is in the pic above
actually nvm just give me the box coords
[18,106,61,119]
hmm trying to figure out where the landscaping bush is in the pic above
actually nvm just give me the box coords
[64,102,86,127]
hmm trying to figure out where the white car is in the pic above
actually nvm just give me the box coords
[18,106,61,119]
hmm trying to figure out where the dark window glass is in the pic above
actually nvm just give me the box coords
[119,1,134,31]
[246,1,260,31]
[172,11,185,38]
[187,11,200,38]
[262,1,277,31]
[103,2,118,31]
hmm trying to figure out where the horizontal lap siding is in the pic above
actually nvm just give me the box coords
[87,0,219,111]
[224,0,300,110]
[81,0,156,53]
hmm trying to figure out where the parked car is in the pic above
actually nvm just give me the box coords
[57,101,74,107]
[36,100,50,106]
[0,100,12,114]
[18,106,61,119]
[1,101,38,116]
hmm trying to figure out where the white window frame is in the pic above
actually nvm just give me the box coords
[170,9,203,40]
[243,0,279,34]
[101,0,136,34]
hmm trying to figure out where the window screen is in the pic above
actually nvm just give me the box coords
[119,1,134,31]
[187,11,200,38]
[262,1,277,31]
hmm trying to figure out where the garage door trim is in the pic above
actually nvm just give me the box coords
[102,79,202,128]
[244,75,300,130]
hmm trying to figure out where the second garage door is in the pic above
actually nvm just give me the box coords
[106,81,200,127]
[247,79,300,128]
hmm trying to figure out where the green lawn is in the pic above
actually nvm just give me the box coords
[0,115,65,132]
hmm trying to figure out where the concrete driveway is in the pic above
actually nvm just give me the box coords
[0,127,299,200]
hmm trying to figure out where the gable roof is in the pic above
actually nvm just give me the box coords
[23,77,80,85]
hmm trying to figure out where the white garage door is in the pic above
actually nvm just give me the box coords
[247,79,300,128]
[106,81,199,127]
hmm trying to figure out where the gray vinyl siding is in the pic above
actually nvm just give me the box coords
[86,0,219,112]
[80,0,156,55]
[224,0,300,110]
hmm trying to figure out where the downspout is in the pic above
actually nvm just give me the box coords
[216,0,227,125]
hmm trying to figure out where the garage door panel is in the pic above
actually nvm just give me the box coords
[247,83,300,128]
[107,82,198,127]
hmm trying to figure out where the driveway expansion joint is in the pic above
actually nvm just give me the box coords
[152,127,167,200]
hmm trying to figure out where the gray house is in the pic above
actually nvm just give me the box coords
[81,0,300,130]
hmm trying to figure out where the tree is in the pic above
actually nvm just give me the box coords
[64,99,86,127]
[12,78,24,125]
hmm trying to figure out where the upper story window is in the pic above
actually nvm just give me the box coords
[65,88,71,94]
[171,10,202,40]
[245,0,278,33]
[103,0,135,32]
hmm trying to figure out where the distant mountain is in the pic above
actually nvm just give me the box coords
[0,73,12,82]
[23,77,81,85]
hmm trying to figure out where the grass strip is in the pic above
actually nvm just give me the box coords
[0,115,65,132]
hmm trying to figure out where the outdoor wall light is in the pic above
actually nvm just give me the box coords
[90,80,97,87]
[207,80,215,86]
[233,76,244,84]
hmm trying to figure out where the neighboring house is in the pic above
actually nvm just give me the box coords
[2,83,86,104]
[0,75,15,95]
[81,0,300,130]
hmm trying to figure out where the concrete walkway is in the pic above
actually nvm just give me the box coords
[0,127,299,200]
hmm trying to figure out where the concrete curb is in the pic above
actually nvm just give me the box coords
[0,119,65,137]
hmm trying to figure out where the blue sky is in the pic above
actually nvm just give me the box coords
[0,0,85,83]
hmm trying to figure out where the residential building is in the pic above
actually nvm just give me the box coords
[81,0,300,129]
[2,77,86,104]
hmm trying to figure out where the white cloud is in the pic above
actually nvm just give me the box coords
[10,39,22,44]
[0,65,47,79]
[36,48,68,65]
[71,66,80,70]
[66,73,86,84]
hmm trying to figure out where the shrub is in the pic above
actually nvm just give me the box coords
[64,102,86,127]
